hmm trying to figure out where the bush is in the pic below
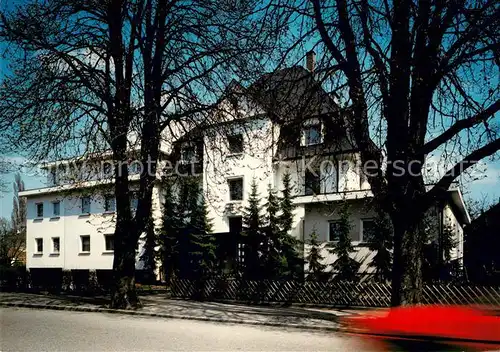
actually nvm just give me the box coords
[0,265,27,291]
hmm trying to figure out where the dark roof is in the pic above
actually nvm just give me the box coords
[245,66,338,124]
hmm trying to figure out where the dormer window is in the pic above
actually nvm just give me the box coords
[301,119,323,146]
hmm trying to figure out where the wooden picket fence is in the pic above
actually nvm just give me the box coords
[170,277,500,307]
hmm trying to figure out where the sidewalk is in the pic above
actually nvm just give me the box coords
[0,292,363,332]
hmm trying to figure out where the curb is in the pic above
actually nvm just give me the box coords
[0,302,344,333]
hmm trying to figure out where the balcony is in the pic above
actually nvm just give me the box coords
[293,189,373,204]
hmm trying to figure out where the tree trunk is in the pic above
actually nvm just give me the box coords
[109,120,141,309]
[110,217,141,309]
[390,214,424,306]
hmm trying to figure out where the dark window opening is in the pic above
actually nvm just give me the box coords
[362,219,376,243]
[329,222,342,242]
[104,195,115,212]
[81,235,90,252]
[305,170,320,195]
[35,238,43,253]
[36,203,44,218]
[105,235,114,251]
[229,216,243,235]
[52,201,60,216]
[52,237,60,253]
[228,134,244,154]
[81,197,91,214]
[228,178,243,201]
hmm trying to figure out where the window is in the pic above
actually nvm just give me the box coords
[81,196,91,214]
[103,162,113,177]
[49,168,57,186]
[52,237,60,253]
[227,134,243,154]
[129,162,142,175]
[80,235,91,252]
[303,124,322,146]
[130,194,138,215]
[181,144,196,163]
[228,178,243,201]
[104,234,114,251]
[361,219,376,243]
[229,216,243,235]
[52,201,60,217]
[329,221,342,242]
[104,195,116,212]
[35,238,43,253]
[36,203,44,218]
[305,170,320,195]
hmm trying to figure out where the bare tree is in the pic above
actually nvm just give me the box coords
[1,0,282,308]
[264,0,499,305]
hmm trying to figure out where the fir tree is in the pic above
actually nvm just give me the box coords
[264,184,284,279]
[305,228,327,281]
[241,178,266,279]
[189,186,217,278]
[368,209,393,282]
[329,202,360,281]
[279,171,295,235]
[278,171,302,279]
[159,177,182,281]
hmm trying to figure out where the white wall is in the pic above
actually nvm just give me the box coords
[302,199,377,274]
[25,184,157,271]
[202,118,275,233]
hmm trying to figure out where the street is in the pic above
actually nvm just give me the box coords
[1,307,367,351]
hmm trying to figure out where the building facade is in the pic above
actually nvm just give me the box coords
[20,55,471,281]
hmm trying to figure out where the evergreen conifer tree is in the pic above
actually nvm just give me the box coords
[189,185,217,278]
[305,228,327,281]
[264,184,284,279]
[278,171,302,279]
[241,178,266,279]
[329,202,360,281]
[368,209,393,282]
[159,178,182,281]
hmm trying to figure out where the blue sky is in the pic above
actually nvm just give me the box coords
[1,0,499,219]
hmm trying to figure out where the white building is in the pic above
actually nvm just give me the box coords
[20,53,470,282]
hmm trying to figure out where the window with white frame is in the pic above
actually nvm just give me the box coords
[321,160,338,193]
[80,235,90,253]
[104,195,116,212]
[52,237,60,253]
[52,201,60,217]
[104,234,114,251]
[103,162,113,177]
[35,238,43,253]
[228,178,243,201]
[361,219,376,243]
[81,196,91,214]
[36,203,44,218]
[301,121,323,146]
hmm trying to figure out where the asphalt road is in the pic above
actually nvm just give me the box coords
[1,307,368,351]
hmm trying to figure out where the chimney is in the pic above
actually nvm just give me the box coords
[306,50,316,72]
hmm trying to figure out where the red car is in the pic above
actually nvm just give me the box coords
[342,305,500,351]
